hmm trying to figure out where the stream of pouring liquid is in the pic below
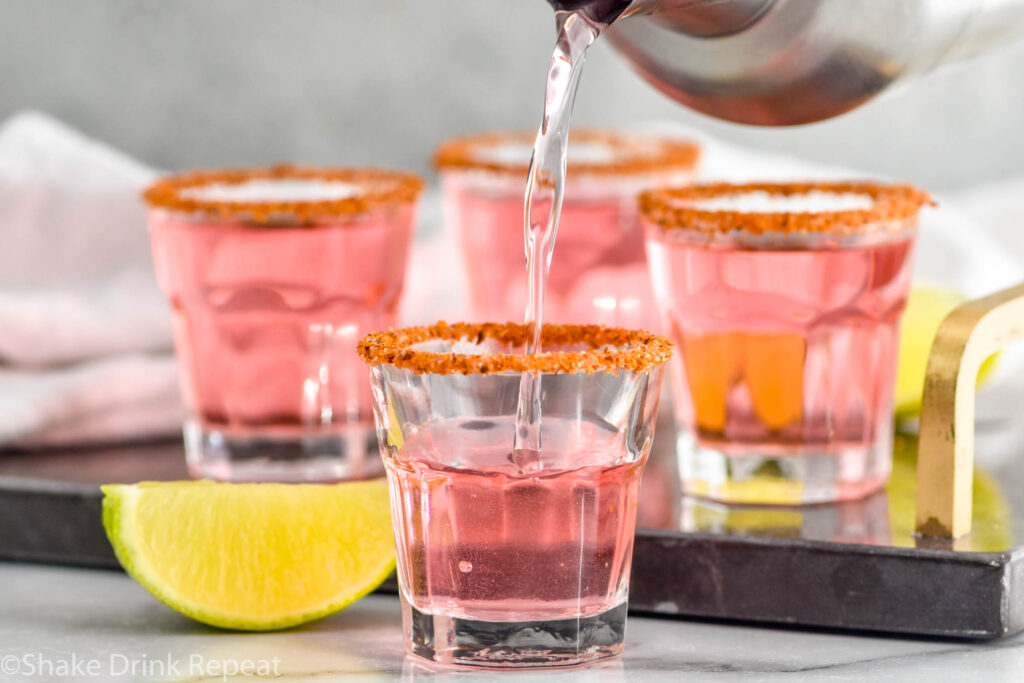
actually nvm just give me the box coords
[512,11,603,467]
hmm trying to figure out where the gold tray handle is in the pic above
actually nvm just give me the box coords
[916,282,1024,538]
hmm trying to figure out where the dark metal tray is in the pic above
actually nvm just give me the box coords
[1,428,1021,639]
[5,284,1024,639]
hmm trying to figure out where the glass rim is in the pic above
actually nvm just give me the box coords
[357,321,673,376]
[143,165,424,225]
[433,129,701,179]
[639,181,934,238]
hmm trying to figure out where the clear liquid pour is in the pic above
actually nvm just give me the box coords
[512,9,617,469]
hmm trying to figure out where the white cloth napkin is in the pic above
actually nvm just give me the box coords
[0,112,181,447]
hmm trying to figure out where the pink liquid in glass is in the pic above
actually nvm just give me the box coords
[150,205,415,481]
[385,416,643,663]
[645,228,915,503]
[441,166,694,334]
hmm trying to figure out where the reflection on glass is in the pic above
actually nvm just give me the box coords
[680,490,891,545]
[663,433,1014,552]
[401,654,626,681]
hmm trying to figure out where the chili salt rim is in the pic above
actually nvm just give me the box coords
[433,130,701,178]
[142,165,424,223]
[639,181,934,236]
[357,321,673,375]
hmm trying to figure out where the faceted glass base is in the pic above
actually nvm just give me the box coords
[183,420,381,483]
[677,430,891,505]
[402,599,627,669]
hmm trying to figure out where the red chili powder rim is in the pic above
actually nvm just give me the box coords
[358,321,673,375]
[142,165,425,223]
[639,181,935,236]
[433,129,701,178]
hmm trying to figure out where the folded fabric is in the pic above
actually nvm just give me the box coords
[0,266,172,368]
[0,354,182,448]
[0,111,178,447]
[949,178,1024,268]
[0,112,169,366]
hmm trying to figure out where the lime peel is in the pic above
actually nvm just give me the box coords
[102,479,395,631]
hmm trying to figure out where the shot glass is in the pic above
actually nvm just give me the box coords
[435,130,699,331]
[144,166,423,482]
[358,322,671,668]
[641,182,933,504]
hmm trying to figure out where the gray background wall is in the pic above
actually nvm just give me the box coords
[4,0,1024,191]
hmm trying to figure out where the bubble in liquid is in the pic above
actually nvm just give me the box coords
[459,561,473,573]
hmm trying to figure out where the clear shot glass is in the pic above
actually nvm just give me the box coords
[435,130,699,331]
[144,165,423,482]
[358,322,672,668]
[641,182,933,504]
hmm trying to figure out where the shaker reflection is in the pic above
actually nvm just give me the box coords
[644,433,1015,552]
[680,492,891,546]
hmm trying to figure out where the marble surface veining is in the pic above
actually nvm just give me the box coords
[1,563,1023,682]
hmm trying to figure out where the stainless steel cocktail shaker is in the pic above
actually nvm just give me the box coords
[596,0,1024,125]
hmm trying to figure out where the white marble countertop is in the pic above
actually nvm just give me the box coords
[2,563,1023,682]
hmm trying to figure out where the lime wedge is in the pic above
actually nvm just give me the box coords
[102,479,395,631]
